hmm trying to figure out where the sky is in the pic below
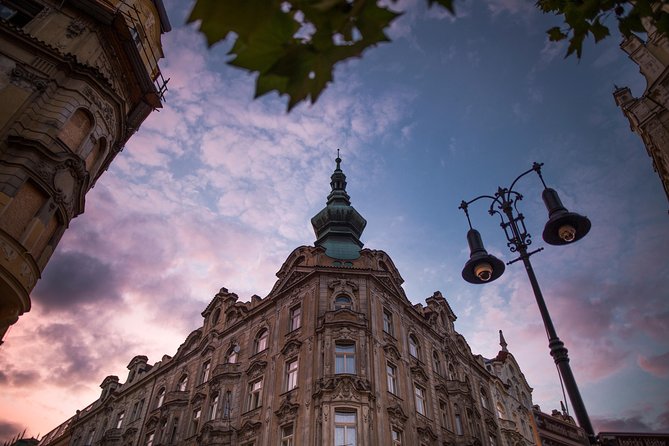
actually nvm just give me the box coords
[1,0,669,441]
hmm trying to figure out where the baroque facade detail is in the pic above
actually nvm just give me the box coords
[614,27,669,210]
[39,159,536,446]
[0,0,171,342]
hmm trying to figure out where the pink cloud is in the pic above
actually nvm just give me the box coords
[637,352,669,378]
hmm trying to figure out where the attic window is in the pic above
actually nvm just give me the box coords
[334,295,352,310]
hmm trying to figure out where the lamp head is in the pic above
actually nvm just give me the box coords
[462,229,505,284]
[541,188,591,245]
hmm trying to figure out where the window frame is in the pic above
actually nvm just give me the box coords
[335,342,356,374]
[414,384,427,416]
[285,358,299,391]
[386,362,398,395]
[289,305,301,331]
[209,392,219,420]
[334,295,353,310]
[201,360,211,384]
[156,387,166,408]
[409,334,420,359]
[281,424,294,446]
[247,378,264,411]
[254,329,269,354]
[190,407,201,436]
[383,308,394,335]
[177,375,188,392]
[334,410,357,446]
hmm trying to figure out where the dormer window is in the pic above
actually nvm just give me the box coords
[334,295,352,310]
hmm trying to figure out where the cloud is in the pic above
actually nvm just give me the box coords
[638,352,669,378]
[0,420,25,443]
[32,251,120,311]
[593,416,655,433]
[485,0,536,18]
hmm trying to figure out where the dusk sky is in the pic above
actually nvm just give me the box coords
[1,0,669,441]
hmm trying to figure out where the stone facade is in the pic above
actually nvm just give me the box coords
[0,0,170,342]
[39,160,536,446]
[614,27,669,210]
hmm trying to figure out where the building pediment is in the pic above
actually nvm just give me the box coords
[238,419,262,440]
[281,339,302,357]
[246,360,267,379]
[387,403,408,425]
[417,424,438,441]
[383,343,401,361]
[411,364,429,383]
[274,397,300,423]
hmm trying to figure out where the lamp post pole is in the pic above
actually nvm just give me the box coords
[460,163,596,444]
[499,195,596,442]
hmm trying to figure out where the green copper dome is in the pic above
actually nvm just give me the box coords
[311,156,367,260]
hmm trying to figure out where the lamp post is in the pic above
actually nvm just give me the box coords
[459,162,596,443]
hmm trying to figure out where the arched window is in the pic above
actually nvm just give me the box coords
[448,363,456,380]
[480,388,489,409]
[177,375,188,392]
[409,335,420,359]
[334,295,352,310]
[496,403,505,420]
[225,345,239,364]
[59,108,94,153]
[254,329,268,353]
[212,308,221,325]
[156,387,165,408]
[432,351,441,375]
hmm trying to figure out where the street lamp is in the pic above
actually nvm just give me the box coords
[459,162,595,443]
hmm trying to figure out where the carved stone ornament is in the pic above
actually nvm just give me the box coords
[383,343,401,361]
[281,339,302,357]
[274,398,299,423]
[191,391,206,405]
[121,427,137,440]
[10,65,47,91]
[0,240,16,262]
[410,364,429,383]
[246,360,267,379]
[387,404,408,425]
[66,17,87,38]
[328,278,358,297]
[238,419,262,439]
[83,86,114,128]
[417,424,438,441]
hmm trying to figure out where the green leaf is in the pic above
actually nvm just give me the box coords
[547,26,567,41]
[590,19,610,42]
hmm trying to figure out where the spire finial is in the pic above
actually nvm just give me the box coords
[336,149,342,170]
[499,329,508,352]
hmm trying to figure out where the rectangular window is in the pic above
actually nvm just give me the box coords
[132,399,145,420]
[281,424,294,446]
[289,306,301,331]
[414,385,426,416]
[116,411,125,429]
[145,432,154,446]
[489,435,497,446]
[191,408,201,436]
[169,417,179,443]
[455,413,463,435]
[391,428,402,445]
[247,379,263,411]
[440,401,451,430]
[386,362,398,395]
[383,309,393,335]
[209,393,219,420]
[223,391,232,419]
[201,360,211,383]
[286,359,298,391]
[335,343,356,374]
[334,411,357,446]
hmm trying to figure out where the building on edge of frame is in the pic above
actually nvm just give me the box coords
[39,158,536,446]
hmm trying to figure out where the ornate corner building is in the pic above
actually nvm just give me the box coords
[39,159,536,446]
[614,28,669,210]
[0,0,170,342]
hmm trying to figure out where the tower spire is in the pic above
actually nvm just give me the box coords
[311,154,367,260]
[499,329,508,352]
